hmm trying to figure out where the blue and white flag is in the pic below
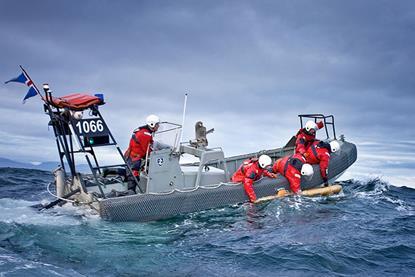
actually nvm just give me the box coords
[5,71,38,103]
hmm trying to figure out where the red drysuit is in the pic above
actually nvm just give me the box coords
[231,159,276,202]
[295,121,324,155]
[304,140,331,183]
[124,126,154,176]
[272,153,306,194]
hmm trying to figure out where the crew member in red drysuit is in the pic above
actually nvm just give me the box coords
[272,153,314,194]
[231,155,277,202]
[124,114,160,192]
[304,140,340,186]
[295,120,324,156]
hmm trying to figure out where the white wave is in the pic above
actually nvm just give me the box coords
[350,179,414,214]
[0,198,98,226]
[353,181,389,201]
[48,202,101,220]
[383,195,414,215]
[288,196,307,210]
[0,252,84,276]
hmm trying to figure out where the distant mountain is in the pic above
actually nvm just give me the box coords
[0,157,90,172]
[0,157,35,169]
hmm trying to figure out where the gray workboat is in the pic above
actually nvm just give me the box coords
[31,86,356,222]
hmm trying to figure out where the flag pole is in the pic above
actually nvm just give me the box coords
[19,65,47,102]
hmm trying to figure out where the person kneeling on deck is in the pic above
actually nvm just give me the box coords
[304,140,340,186]
[124,114,160,193]
[295,120,324,156]
[272,154,314,194]
[231,155,277,203]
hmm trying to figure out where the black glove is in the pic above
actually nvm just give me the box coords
[323,177,329,187]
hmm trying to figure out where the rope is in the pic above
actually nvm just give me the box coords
[46,181,92,205]
[145,180,240,195]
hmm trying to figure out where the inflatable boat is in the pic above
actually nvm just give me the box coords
[6,69,357,222]
[36,90,356,222]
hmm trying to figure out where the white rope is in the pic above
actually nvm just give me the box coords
[145,181,239,196]
[45,181,92,205]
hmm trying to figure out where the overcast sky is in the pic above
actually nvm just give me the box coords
[1,1,414,186]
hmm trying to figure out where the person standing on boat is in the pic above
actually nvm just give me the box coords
[303,140,340,186]
[295,120,324,156]
[124,114,160,192]
[272,153,314,194]
[231,155,278,203]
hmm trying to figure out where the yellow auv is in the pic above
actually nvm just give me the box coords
[254,184,342,204]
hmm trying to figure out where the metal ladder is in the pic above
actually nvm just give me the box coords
[46,104,141,198]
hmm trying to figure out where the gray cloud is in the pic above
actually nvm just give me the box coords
[1,1,415,185]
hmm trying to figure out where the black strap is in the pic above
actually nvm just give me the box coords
[311,144,318,159]
[131,134,140,144]
[283,158,290,176]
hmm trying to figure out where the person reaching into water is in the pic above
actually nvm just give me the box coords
[272,153,314,194]
[295,120,324,156]
[231,155,278,203]
[303,140,340,186]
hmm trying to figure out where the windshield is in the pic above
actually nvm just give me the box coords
[153,122,182,149]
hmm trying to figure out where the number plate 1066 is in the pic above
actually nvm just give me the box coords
[74,119,108,136]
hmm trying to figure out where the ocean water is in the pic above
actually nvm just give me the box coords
[0,168,414,276]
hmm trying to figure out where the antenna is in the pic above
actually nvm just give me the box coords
[175,93,188,152]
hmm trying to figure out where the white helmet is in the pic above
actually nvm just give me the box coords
[301,163,314,177]
[305,120,318,132]
[330,140,340,153]
[258,155,272,169]
[146,114,160,129]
